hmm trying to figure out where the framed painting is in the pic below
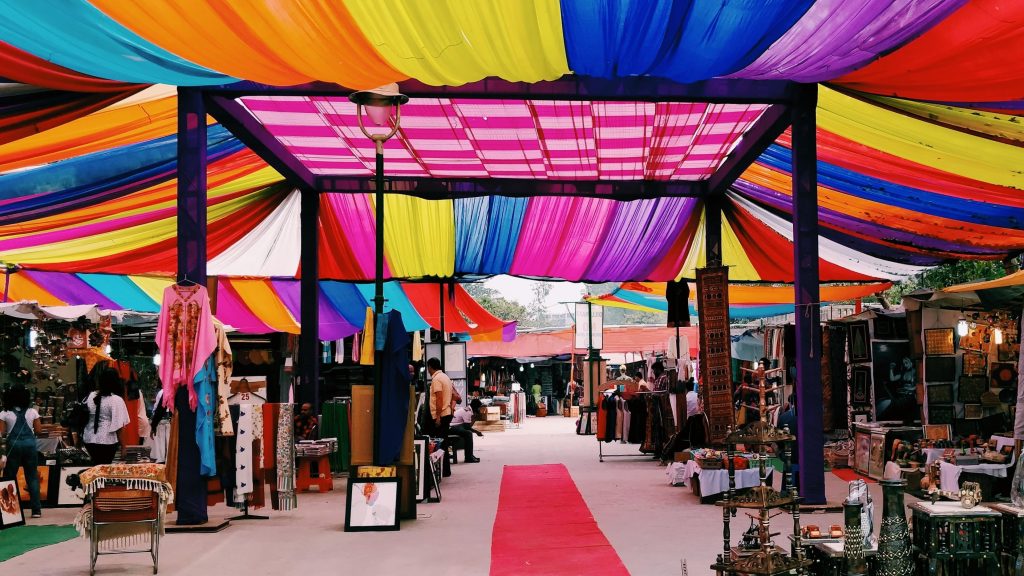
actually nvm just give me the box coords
[57,466,89,507]
[873,317,895,340]
[925,356,957,383]
[958,375,988,403]
[998,343,1019,363]
[0,480,25,530]
[922,424,951,442]
[16,466,49,505]
[964,404,983,420]
[961,352,986,377]
[345,477,401,532]
[992,362,1018,389]
[848,321,871,363]
[850,366,871,405]
[924,328,955,356]
[926,383,953,405]
[928,405,955,426]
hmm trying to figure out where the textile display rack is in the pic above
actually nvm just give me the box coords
[596,389,662,463]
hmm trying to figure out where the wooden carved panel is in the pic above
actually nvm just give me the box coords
[697,266,734,443]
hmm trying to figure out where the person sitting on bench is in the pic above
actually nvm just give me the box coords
[449,399,482,463]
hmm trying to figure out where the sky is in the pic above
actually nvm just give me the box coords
[484,275,586,312]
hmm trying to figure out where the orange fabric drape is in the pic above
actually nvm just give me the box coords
[89,0,403,88]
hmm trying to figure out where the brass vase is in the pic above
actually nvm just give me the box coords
[876,479,913,576]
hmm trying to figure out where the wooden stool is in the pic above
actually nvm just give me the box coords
[296,455,333,492]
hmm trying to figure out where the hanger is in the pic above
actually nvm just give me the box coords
[178,272,197,286]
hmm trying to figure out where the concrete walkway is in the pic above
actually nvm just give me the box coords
[4,416,889,575]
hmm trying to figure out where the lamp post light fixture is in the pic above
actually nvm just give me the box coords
[350,84,408,465]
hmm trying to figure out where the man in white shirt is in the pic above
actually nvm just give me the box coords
[449,399,481,463]
[685,379,703,420]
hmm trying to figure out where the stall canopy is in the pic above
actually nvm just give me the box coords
[0,300,155,326]
[467,325,699,360]
[587,281,891,320]
[2,270,515,342]
[0,2,1022,286]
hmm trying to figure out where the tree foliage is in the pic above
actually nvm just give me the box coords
[885,260,1010,303]
[462,282,530,324]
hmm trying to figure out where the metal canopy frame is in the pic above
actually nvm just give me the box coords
[179,77,826,503]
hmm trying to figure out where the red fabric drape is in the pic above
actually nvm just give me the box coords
[0,41,141,92]
[0,89,140,146]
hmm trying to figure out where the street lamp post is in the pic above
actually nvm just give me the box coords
[350,84,408,465]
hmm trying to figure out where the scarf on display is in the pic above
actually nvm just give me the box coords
[234,404,254,499]
[214,322,234,436]
[156,284,217,410]
[359,308,375,365]
[276,404,296,511]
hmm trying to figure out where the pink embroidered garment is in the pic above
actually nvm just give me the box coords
[156,284,217,410]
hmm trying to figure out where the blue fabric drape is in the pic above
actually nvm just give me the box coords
[320,281,372,327]
[758,144,1024,229]
[477,196,529,275]
[453,196,489,272]
[78,273,160,312]
[0,126,242,221]
[560,0,814,82]
[376,310,410,466]
[354,282,429,331]
[0,0,233,85]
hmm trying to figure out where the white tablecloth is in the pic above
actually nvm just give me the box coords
[673,460,770,497]
[938,459,1012,492]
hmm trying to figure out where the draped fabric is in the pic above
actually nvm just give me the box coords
[0,41,140,92]
[0,0,232,85]
[0,88,139,147]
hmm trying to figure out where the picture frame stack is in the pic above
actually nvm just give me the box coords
[0,479,25,530]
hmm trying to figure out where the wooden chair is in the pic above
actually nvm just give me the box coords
[89,486,161,575]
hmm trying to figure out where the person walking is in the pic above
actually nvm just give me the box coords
[83,368,130,465]
[427,357,454,476]
[0,386,42,518]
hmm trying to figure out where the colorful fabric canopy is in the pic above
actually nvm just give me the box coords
[2,270,515,341]
[0,1,1008,104]
[587,281,891,320]
[467,325,700,359]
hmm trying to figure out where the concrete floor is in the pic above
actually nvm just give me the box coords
[5,416,899,575]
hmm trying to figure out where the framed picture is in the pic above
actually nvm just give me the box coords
[872,342,914,422]
[428,449,444,503]
[958,375,988,403]
[16,466,49,504]
[928,405,955,425]
[850,366,871,405]
[924,328,955,356]
[413,439,426,502]
[848,322,871,363]
[959,325,985,352]
[925,356,957,383]
[992,363,1018,389]
[354,466,396,478]
[962,352,986,376]
[0,480,25,529]
[998,343,1019,363]
[873,317,895,339]
[345,477,401,532]
[926,383,954,405]
[922,424,951,442]
[964,404,983,420]
[869,435,885,479]
[57,466,89,507]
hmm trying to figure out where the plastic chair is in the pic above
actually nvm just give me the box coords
[89,486,161,575]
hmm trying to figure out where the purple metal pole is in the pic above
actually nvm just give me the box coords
[299,188,320,410]
[791,84,824,504]
[177,88,207,287]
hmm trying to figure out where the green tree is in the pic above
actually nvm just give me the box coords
[462,282,529,323]
[885,260,1010,303]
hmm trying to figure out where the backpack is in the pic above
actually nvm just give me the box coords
[63,401,91,431]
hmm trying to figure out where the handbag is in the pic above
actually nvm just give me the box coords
[63,400,91,431]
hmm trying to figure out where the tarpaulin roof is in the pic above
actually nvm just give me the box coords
[587,281,891,320]
[467,325,699,359]
[2,270,515,341]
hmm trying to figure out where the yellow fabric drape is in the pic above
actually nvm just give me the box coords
[128,275,174,304]
[862,94,1024,144]
[226,279,299,334]
[411,330,422,362]
[90,0,401,89]
[818,87,1024,189]
[381,195,455,279]
[359,308,375,365]
[0,186,278,265]
[343,0,569,86]
[676,210,761,281]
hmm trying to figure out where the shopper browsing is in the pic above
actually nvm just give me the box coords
[426,357,454,476]
[83,368,131,464]
[0,386,43,518]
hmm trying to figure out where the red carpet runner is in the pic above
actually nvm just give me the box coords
[490,464,630,576]
[831,468,876,483]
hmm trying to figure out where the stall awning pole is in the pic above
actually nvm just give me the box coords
[299,188,320,409]
[177,88,207,287]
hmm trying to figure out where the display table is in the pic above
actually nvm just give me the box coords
[807,541,878,576]
[991,503,1024,575]
[676,460,772,502]
[909,501,1001,574]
